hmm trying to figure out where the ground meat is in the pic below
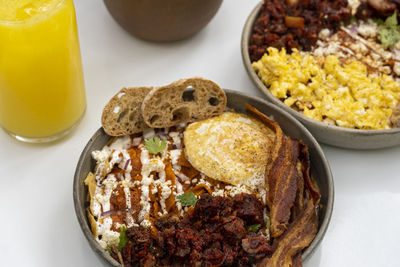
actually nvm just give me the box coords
[115,193,272,266]
[234,193,264,225]
[249,0,352,62]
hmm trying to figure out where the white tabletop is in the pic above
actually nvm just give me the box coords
[0,1,399,266]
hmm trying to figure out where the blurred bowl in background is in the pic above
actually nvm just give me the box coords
[241,2,400,149]
[103,0,223,42]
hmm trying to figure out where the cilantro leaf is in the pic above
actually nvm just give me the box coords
[376,12,400,49]
[117,226,128,252]
[385,11,398,27]
[176,192,197,207]
[246,224,261,233]
[378,27,400,48]
[145,137,167,155]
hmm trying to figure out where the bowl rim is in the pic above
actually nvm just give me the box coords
[241,1,400,137]
[74,127,120,266]
[73,89,334,265]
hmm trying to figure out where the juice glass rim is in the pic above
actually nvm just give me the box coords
[0,0,64,25]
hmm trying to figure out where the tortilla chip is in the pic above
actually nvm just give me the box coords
[84,172,97,215]
[87,207,98,238]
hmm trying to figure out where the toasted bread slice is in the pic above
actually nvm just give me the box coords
[141,78,226,128]
[102,86,152,136]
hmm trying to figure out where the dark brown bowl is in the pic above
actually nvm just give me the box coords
[103,0,223,42]
[73,90,334,266]
[241,2,400,149]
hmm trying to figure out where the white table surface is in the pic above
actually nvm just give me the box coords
[1,1,399,266]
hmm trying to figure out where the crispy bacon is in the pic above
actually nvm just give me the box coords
[300,144,321,204]
[247,104,303,238]
[247,104,321,266]
[257,199,318,267]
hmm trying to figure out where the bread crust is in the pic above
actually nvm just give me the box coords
[101,86,152,136]
[141,77,227,128]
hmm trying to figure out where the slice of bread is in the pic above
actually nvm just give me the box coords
[141,78,227,128]
[102,86,152,136]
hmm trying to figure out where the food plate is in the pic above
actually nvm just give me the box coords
[73,89,333,266]
[241,2,400,149]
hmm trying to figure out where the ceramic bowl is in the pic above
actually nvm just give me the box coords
[241,2,400,149]
[103,0,223,42]
[73,90,334,266]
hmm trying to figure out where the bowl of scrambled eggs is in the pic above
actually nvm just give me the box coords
[241,2,400,149]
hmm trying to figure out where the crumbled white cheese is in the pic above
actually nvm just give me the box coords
[140,219,152,228]
[226,184,250,198]
[394,62,400,76]
[97,230,120,249]
[97,217,113,237]
[348,0,360,14]
[211,189,225,197]
[175,179,184,211]
[169,149,182,165]
[357,20,377,38]
[108,135,131,151]
[92,150,109,163]
[319,28,330,39]
[169,131,181,146]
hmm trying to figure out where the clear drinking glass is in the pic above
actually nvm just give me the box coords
[0,0,86,143]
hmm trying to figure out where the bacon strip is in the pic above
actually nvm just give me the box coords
[247,104,321,266]
[268,138,302,238]
[257,199,318,267]
[300,144,321,204]
[246,104,303,238]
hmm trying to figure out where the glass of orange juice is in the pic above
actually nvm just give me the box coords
[0,0,86,143]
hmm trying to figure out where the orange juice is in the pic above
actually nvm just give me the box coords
[0,0,86,141]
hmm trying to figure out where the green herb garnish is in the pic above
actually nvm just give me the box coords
[385,11,398,27]
[145,137,167,155]
[246,224,261,233]
[106,245,115,256]
[117,226,128,252]
[265,215,271,230]
[176,192,197,207]
[377,11,400,48]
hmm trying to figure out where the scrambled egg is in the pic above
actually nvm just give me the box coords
[252,47,400,129]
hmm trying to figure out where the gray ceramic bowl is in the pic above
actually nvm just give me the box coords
[73,90,333,266]
[241,2,400,149]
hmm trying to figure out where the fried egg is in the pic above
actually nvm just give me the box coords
[183,112,275,191]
